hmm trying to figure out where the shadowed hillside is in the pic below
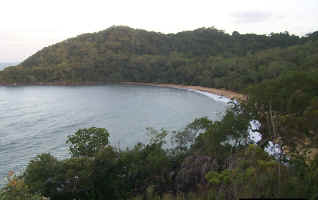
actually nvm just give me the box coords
[1,27,318,199]
[1,26,317,91]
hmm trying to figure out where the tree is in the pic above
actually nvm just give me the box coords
[0,171,45,200]
[23,154,61,198]
[206,145,290,199]
[245,71,318,154]
[66,127,110,157]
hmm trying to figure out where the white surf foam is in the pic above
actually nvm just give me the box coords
[186,88,232,103]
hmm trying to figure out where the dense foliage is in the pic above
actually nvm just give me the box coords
[1,77,318,199]
[1,26,317,91]
[1,26,318,199]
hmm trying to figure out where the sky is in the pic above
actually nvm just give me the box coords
[1,0,317,62]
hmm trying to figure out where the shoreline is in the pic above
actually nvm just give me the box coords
[0,81,246,101]
[0,81,107,86]
[120,82,246,101]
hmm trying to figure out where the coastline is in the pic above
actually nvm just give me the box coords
[0,81,246,101]
[120,82,246,101]
[0,81,107,86]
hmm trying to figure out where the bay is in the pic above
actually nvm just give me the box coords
[0,85,227,185]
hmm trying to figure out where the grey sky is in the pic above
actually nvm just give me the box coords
[231,11,273,24]
[1,0,317,62]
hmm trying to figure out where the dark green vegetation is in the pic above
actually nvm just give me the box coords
[1,71,318,199]
[0,26,317,91]
[1,26,318,199]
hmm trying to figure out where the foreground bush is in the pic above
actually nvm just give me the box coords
[0,171,45,200]
[1,91,318,199]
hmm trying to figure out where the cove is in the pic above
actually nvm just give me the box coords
[0,84,228,185]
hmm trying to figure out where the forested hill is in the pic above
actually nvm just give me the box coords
[1,26,317,90]
[2,27,318,199]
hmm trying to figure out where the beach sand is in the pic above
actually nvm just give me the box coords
[121,82,246,101]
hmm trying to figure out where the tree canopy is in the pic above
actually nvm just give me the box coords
[1,26,318,199]
[1,26,317,92]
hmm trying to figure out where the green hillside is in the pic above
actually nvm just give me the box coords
[1,26,317,91]
[1,27,318,200]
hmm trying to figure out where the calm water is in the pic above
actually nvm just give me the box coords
[0,85,227,184]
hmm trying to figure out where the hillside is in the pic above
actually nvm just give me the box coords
[1,26,317,91]
[0,62,18,71]
[1,27,318,199]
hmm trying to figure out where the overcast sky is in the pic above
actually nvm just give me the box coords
[1,0,317,62]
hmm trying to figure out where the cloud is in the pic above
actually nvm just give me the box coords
[231,10,273,24]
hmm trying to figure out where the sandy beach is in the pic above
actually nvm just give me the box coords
[120,82,246,101]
